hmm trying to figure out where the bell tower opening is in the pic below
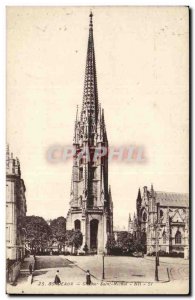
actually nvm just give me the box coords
[90,219,99,251]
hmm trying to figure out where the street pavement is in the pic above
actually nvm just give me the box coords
[7,255,189,295]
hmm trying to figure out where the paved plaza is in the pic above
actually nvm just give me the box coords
[7,255,189,295]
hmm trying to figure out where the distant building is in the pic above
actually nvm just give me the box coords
[114,225,127,232]
[128,213,137,235]
[133,185,189,258]
[6,145,27,263]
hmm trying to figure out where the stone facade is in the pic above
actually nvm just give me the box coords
[132,185,189,258]
[6,145,27,263]
[66,13,113,254]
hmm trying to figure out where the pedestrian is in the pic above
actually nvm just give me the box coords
[29,263,33,275]
[86,270,91,285]
[54,270,61,285]
[28,273,33,285]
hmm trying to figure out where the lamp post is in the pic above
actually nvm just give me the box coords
[155,232,159,281]
[102,251,105,279]
[155,202,160,281]
[102,199,106,280]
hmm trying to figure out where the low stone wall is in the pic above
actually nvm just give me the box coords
[7,261,21,283]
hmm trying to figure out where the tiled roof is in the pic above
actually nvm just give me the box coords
[155,191,189,207]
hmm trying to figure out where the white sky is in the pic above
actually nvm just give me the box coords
[7,6,189,229]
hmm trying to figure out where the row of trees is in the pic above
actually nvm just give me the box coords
[18,216,83,254]
[18,216,144,256]
[106,232,145,255]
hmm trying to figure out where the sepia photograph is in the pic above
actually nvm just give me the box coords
[6,6,189,295]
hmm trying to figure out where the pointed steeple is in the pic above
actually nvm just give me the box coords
[6,144,10,168]
[81,12,99,125]
[6,144,9,158]
[67,13,113,249]
[137,188,141,200]
[109,185,111,196]
[101,108,108,143]
[129,213,131,222]
[136,188,142,209]
[150,183,154,197]
[108,185,113,209]
[73,105,79,144]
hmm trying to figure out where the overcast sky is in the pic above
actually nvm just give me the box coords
[7,6,189,228]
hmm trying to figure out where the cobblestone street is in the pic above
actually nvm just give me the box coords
[7,255,189,294]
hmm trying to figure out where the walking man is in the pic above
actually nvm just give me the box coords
[29,263,33,275]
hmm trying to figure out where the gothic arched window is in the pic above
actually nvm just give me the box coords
[175,230,182,244]
[74,219,81,230]
[162,231,166,244]
[160,209,163,218]
[143,211,147,222]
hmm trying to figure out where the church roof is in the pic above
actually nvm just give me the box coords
[155,191,189,207]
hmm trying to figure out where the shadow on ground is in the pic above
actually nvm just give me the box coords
[35,256,75,270]
[33,270,48,276]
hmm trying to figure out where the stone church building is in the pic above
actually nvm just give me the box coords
[130,185,189,258]
[66,13,113,254]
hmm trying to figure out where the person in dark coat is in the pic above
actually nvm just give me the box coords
[54,270,61,285]
[29,263,33,275]
[86,270,91,285]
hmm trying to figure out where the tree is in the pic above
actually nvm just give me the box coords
[18,216,52,253]
[116,231,133,253]
[65,229,83,253]
[72,230,83,249]
[50,217,66,242]
[106,234,116,254]
[130,238,145,253]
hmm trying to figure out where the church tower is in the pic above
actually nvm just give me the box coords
[66,13,113,254]
[128,213,133,233]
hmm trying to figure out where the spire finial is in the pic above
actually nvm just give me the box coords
[150,183,154,197]
[89,11,93,28]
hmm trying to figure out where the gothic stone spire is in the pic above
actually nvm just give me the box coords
[81,12,99,126]
[66,12,113,254]
[129,213,131,222]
